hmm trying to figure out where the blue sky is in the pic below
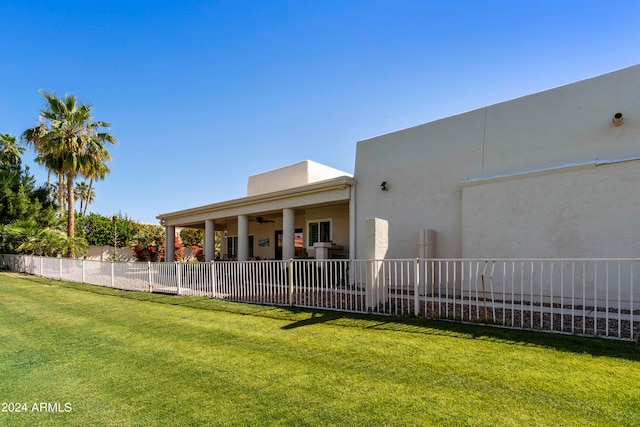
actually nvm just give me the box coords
[1,1,639,224]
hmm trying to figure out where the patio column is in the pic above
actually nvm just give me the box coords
[349,185,356,260]
[237,215,249,261]
[282,208,295,260]
[204,219,215,262]
[165,226,175,262]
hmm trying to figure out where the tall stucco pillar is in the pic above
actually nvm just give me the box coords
[365,218,388,310]
[282,208,295,260]
[165,226,175,262]
[237,215,249,261]
[204,219,215,262]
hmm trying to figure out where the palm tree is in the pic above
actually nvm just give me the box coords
[49,182,67,210]
[0,133,25,167]
[75,181,90,214]
[23,120,66,208]
[80,142,110,216]
[82,183,96,215]
[17,226,88,257]
[82,169,101,216]
[22,90,117,256]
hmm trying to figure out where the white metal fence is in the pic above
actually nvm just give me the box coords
[1,254,638,341]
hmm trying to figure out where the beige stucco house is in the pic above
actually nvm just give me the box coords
[158,64,640,261]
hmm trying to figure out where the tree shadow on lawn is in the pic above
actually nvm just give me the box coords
[278,307,640,362]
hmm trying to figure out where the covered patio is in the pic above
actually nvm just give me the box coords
[157,163,356,262]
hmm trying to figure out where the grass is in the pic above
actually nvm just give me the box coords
[0,272,639,426]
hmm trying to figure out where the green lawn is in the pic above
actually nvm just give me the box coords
[1,272,639,426]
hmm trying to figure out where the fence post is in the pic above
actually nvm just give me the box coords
[289,258,294,306]
[82,259,86,283]
[415,258,420,316]
[40,256,44,276]
[176,262,182,295]
[211,261,216,299]
[110,262,115,288]
[365,259,380,312]
[59,257,62,280]
[147,261,153,293]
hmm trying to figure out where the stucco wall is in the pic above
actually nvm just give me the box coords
[305,205,350,254]
[85,246,137,262]
[354,64,640,259]
[354,109,484,259]
[462,160,640,258]
[247,160,351,196]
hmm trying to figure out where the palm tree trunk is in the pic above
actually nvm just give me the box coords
[83,178,93,216]
[46,169,52,201]
[58,173,65,212]
[66,172,75,257]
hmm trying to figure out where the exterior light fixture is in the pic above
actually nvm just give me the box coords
[381,181,388,191]
[612,112,624,126]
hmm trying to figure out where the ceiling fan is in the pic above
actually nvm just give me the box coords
[253,216,275,224]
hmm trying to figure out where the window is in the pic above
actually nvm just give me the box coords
[307,220,331,247]
[227,235,254,258]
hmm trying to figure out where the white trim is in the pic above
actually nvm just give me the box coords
[462,155,640,187]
